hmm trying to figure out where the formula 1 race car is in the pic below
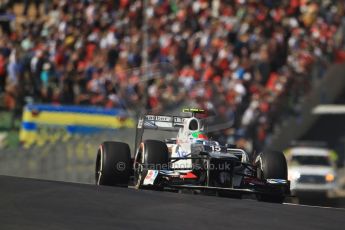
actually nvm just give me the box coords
[95,109,290,203]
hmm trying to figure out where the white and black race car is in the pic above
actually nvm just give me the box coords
[95,109,290,203]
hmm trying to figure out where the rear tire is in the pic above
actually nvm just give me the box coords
[95,141,131,187]
[134,140,169,189]
[255,150,287,203]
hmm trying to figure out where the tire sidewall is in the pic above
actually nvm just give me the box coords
[134,140,169,189]
[255,150,287,180]
[96,141,131,186]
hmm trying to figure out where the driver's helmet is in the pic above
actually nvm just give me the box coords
[189,131,208,144]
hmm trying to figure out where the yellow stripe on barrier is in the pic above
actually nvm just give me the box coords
[19,130,37,148]
[23,111,135,128]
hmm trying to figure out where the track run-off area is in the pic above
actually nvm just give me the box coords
[0,175,344,230]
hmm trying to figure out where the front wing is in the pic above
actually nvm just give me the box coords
[142,169,290,197]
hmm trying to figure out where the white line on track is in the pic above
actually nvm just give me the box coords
[283,202,345,211]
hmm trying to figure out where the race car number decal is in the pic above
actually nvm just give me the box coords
[204,145,226,153]
[210,145,222,152]
[143,170,159,185]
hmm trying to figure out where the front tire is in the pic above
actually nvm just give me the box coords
[255,150,287,203]
[95,141,131,187]
[134,140,169,189]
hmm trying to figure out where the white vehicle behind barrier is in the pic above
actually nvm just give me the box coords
[286,147,338,198]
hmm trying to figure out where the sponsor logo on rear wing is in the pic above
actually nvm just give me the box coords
[137,115,186,130]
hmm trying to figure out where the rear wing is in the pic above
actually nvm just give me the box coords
[134,114,186,154]
[137,114,186,131]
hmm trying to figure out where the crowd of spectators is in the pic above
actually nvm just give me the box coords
[1,0,345,151]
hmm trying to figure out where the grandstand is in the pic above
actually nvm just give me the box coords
[1,0,344,151]
[0,0,344,175]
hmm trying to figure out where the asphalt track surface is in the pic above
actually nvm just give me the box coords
[1,176,344,230]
